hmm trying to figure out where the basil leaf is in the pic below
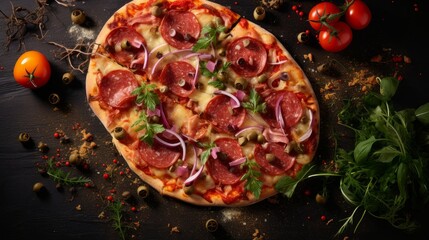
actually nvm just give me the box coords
[415,102,429,125]
[373,146,400,163]
[353,136,377,163]
[379,77,399,100]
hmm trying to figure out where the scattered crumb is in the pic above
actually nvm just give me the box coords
[98,211,106,219]
[252,228,266,240]
[168,224,180,234]
[75,204,82,211]
[304,53,314,62]
[326,218,334,225]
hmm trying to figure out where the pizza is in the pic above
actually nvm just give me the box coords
[86,0,319,207]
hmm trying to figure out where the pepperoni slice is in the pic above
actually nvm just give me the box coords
[226,37,267,78]
[254,143,295,175]
[263,90,304,129]
[99,70,139,109]
[206,138,245,185]
[159,61,196,97]
[203,95,246,134]
[105,26,147,68]
[138,141,181,169]
[160,10,201,50]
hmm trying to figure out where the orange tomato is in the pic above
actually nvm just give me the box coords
[13,50,51,89]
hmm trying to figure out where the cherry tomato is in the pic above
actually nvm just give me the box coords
[308,2,341,31]
[13,50,51,89]
[318,21,353,52]
[345,0,372,30]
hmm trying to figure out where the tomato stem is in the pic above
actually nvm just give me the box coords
[25,67,38,88]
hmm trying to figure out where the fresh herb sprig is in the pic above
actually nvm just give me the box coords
[241,159,263,199]
[46,159,91,186]
[132,82,159,110]
[192,25,226,52]
[200,61,230,90]
[275,76,429,236]
[132,112,165,145]
[109,200,130,240]
[241,88,267,113]
[197,141,217,165]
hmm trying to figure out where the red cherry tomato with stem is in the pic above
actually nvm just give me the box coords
[318,21,353,52]
[345,0,372,30]
[308,2,341,31]
[13,50,51,89]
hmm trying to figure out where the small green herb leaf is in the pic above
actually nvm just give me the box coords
[132,112,165,145]
[241,159,263,199]
[415,102,429,125]
[275,164,316,198]
[379,77,399,101]
[46,159,91,186]
[241,88,266,114]
[132,82,159,110]
[198,142,216,165]
[353,136,378,163]
[373,145,401,163]
[192,25,226,52]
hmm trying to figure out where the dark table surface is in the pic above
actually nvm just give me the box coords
[1,0,428,239]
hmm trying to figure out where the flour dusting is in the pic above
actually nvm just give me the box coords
[68,25,96,42]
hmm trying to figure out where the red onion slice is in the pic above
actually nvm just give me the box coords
[184,146,204,185]
[129,40,148,70]
[235,90,246,101]
[206,60,217,72]
[229,157,246,167]
[163,129,187,160]
[262,128,289,144]
[149,43,168,57]
[151,49,193,76]
[297,109,314,142]
[268,59,288,65]
[214,90,241,109]
[175,165,189,177]
[154,135,181,147]
[159,102,171,129]
[234,126,263,137]
[275,95,285,132]
[210,146,221,159]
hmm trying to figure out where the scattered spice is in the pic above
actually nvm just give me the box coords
[260,0,285,9]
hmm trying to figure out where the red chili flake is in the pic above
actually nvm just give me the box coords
[234,1,238,5]
[103,173,110,179]
[106,195,114,202]
[83,163,90,170]
[119,171,125,176]
[292,5,297,11]
[305,29,310,35]
[65,161,70,167]
[397,75,404,81]
[295,10,299,14]
[320,215,326,221]
[55,162,61,167]
[84,182,92,188]
[304,189,311,196]
[131,206,137,212]
[109,188,116,193]
[0,66,4,70]
[299,11,304,17]
[54,132,60,139]
[113,159,118,164]
[392,55,403,63]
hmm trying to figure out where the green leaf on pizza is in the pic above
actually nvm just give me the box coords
[192,25,226,52]
[241,88,266,114]
[132,82,159,110]
[240,159,263,199]
[132,111,165,145]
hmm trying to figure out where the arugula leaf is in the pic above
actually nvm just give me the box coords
[275,164,317,198]
[192,25,226,52]
[132,82,159,110]
[132,112,165,145]
[241,159,263,199]
[198,142,216,165]
[353,136,378,164]
[241,88,266,114]
[379,76,399,101]
[415,102,429,125]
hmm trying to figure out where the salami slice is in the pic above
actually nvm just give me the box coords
[263,90,304,129]
[99,70,139,109]
[105,26,147,68]
[203,95,246,134]
[254,143,295,175]
[160,10,201,50]
[226,37,267,78]
[138,141,181,169]
[206,138,245,185]
[159,61,196,97]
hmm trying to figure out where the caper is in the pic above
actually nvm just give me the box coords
[112,126,126,140]
[205,219,218,232]
[183,184,193,195]
[217,48,226,57]
[265,153,275,162]
[246,131,258,141]
[62,72,74,85]
[315,193,327,205]
[159,85,168,93]
[297,32,309,43]
[71,9,86,25]
[151,5,163,16]
[257,74,268,83]
[253,6,266,21]
[33,182,45,193]
[137,185,149,198]
[216,70,227,82]
[149,115,160,123]
[234,78,246,90]
[18,132,31,143]
[279,72,289,81]
[48,93,60,105]
[238,136,247,146]
[257,133,266,143]
[38,141,49,153]
[69,152,82,166]
[121,40,131,50]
